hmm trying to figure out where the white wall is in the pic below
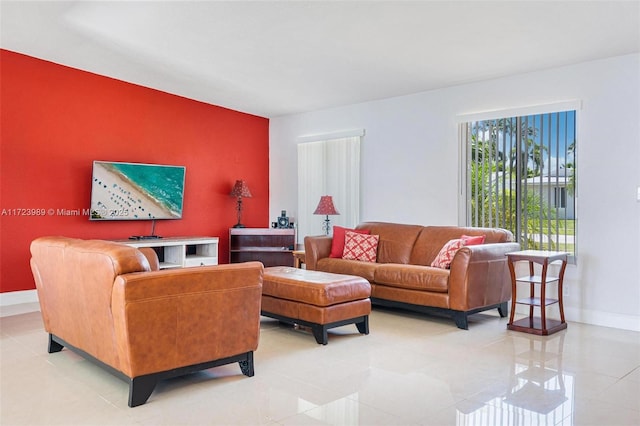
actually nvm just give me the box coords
[270,54,640,331]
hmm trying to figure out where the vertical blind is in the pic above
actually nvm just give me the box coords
[297,135,361,239]
[462,111,576,259]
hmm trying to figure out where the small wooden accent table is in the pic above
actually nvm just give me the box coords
[506,250,569,336]
[292,250,306,268]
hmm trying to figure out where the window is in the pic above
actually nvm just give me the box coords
[297,132,362,238]
[554,187,567,209]
[460,109,576,260]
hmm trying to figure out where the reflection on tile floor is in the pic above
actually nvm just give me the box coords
[1,304,639,425]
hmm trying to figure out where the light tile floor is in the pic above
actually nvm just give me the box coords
[1,304,639,425]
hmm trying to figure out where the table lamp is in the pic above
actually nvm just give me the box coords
[230,180,252,228]
[313,195,339,235]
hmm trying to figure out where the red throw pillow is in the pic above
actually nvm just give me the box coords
[330,226,370,258]
[342,231,379,263]
[461,234,486,246]
[431,239,464,269]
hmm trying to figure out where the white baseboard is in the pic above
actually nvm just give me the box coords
[0,290,40,317]
[0,289,38,306]
[564,306,640,332]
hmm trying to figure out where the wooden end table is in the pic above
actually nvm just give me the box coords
[292,250,306,268]
[506,250,569,336]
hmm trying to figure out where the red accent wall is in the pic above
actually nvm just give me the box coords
[0,50,270,293]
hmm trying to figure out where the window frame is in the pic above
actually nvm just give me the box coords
[457,102,579,264]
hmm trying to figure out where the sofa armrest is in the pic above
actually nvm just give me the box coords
[138,247,160,271]
[448,242,521,311]
[304,235,332,270]
[111,261,263,377]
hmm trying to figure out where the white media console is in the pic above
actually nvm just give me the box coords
[119,236,219,269]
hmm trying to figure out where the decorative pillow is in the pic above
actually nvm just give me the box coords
[342,231,379,263]
[330,226,370,258]
[431,239,464,269]
[461,234,486,246]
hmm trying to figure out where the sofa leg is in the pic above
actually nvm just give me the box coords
[48,334,64,353]
[453,312,469,330]
[312,325,329,345]
[239,352,254,377]
[129,375,158,407]
[497,302,508,318]
[355,316,369,335]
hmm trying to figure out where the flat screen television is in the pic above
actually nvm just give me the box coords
[90,161,186,221]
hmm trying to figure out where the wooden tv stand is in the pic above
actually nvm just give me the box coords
[117,236,219,269]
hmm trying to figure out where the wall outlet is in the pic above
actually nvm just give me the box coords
[563,285,570,297]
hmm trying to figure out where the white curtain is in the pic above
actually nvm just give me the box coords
[297,135,361,239]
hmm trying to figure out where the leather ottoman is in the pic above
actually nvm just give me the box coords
[262,266,371,345]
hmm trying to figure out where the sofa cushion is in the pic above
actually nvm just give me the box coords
[343,231,379,262]
[409,226,513,266]
[356,222,423,264]
[374,264,449,293]
[431,239,464,269]
[330,226,370,258]
[316,258,378,282]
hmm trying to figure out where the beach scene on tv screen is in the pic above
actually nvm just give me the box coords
[90,161,185,220]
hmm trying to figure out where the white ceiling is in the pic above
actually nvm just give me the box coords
[1,1,639,118]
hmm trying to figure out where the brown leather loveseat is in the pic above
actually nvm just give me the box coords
[30,236,263,407]
[304,222,520,329]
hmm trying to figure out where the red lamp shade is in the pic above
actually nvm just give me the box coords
[230,180,252,198]
[313,195,339,216]
[313,195,339,235]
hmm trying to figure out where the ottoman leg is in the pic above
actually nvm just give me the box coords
[312,325,329,345]
[355,316,369,335]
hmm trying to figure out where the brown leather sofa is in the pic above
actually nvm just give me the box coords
[304,222,520,329]
[30,236,263,407]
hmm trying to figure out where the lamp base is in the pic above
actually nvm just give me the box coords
[233,198,245,229]
[322,216,331,236]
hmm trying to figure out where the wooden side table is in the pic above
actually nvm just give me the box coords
[292,250,306,268]
[506,250,569,336]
